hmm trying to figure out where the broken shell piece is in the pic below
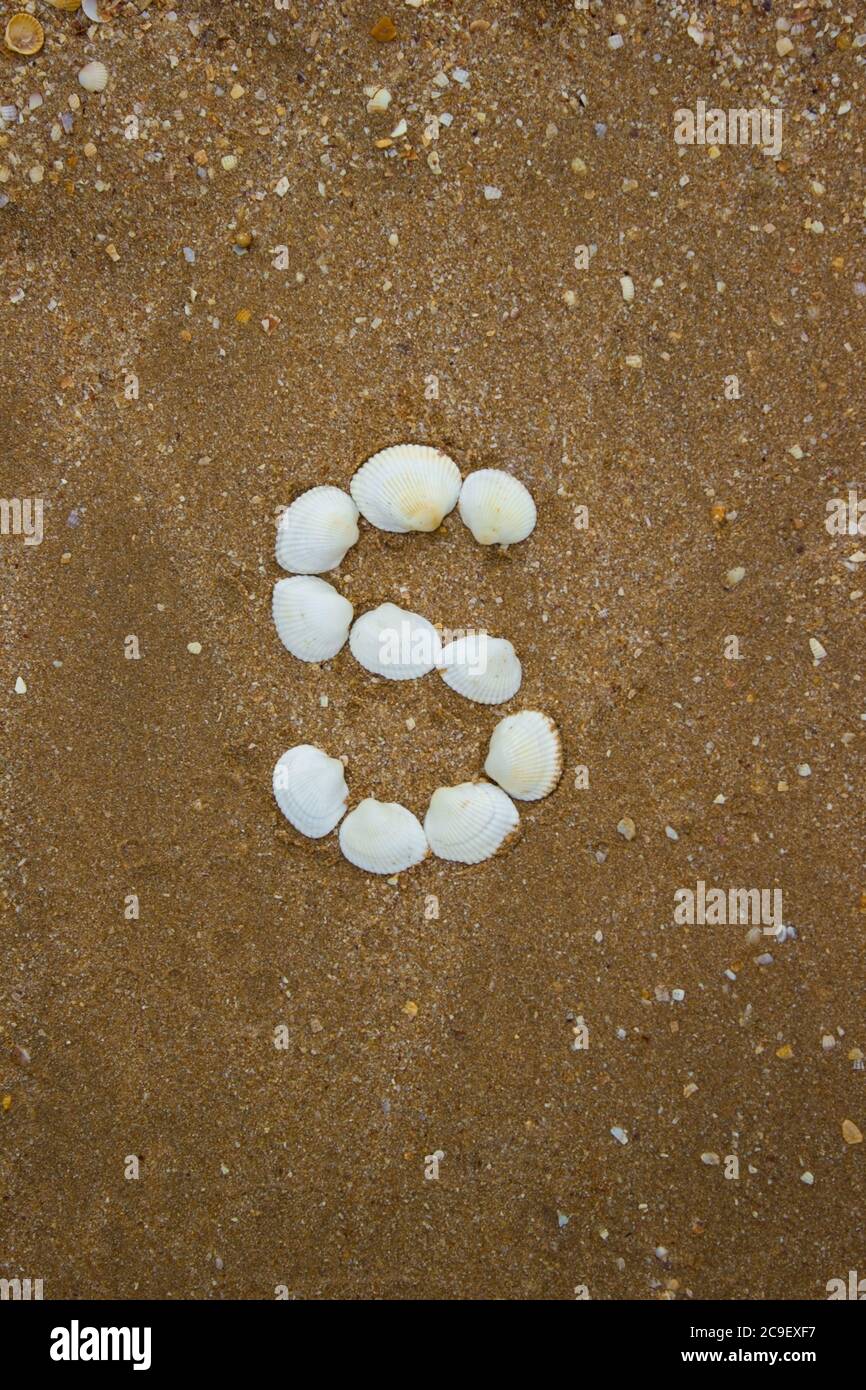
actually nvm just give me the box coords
[273,744,348,839]
[272,576,353,662]
[5,14,44,55]
[424,781,519,864]
[46,0,82,9]
[440,635,522,705]
[366,87,392,115]
[339,798,428,874]
[484,710,562,801]
[349,601,441,679]
[350,443,461,533]
[620,274,635,304]
[275,485,359,574]
[458,469,537,545]
[78,61,109,93]
[809,637,827,664]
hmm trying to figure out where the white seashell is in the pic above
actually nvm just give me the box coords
[458,469,537,546]
[339,798,428,874]
[424,781,519,864]
[273,744,348,838]
[275,485,359,574]
[82,0,112,21]
[440,635,522,705]
[349,601,441,679]
[350,443,461,533]
[78,61,109,93]
[272,576,353,662]
[484,709,562,801]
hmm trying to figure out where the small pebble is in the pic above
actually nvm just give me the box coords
[617,816,636,841]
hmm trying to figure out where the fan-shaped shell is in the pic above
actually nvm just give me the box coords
[339,798,428,874]
[273,744,348,838]
[484,710,562,801]
[458,469,537,545]
[424,781,519,864]
[350,443,461,533]
[272,576,353,662]
[275,486,359,574]
[349,601,441,679]
[440,634,522,705]
[5,14,44,55]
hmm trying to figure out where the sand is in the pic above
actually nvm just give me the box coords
[1,1,865,1300]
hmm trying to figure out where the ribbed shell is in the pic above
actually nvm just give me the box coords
[272,576,353,662]
[440,635,522,705]
[350,443,461,533]
[339,798,428,874]
[484,710,562,801]
[349,602,441,679]
[424,781,519,864]
[275,486,359,574]
[272,744,348,838]
[458,469,537,545]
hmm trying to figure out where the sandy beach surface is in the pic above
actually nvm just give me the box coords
[1,0,865,1300]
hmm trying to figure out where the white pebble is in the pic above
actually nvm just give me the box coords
[14,676,27,695]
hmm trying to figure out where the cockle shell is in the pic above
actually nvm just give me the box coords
[349,601,441,679]
[272,576,353,662]
[350,443,461,533]
[78,61,109,93]
[339,798,428,874]
[424,781,519,864]
[458,469,537,545]
[273,744,348,838]
[275,485,359,574]
[5,14,44,55]
[484,710,562,801]
[439,635,522,705]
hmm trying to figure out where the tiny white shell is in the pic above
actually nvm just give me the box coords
[349,601,441,679]
[339,798,428,874]
[424,781,519,864]
[275,486,359,574]
[273,744,348,838]
[272,576,353,662]
[484,710,562,801]
[440,635,522,705]
[350,443,461,533]
[458,469,537,545]
[78,61,109,93]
